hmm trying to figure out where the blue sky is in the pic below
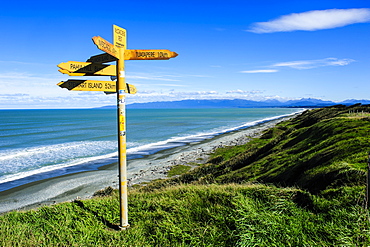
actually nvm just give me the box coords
[0,0,369,108]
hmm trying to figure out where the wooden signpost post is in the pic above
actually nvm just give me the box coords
[57,25,177,229]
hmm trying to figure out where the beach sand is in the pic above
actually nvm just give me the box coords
[0,115,295,214]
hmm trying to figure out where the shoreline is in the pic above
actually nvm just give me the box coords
[0,114,297,214]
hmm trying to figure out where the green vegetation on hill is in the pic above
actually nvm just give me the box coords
[146,104,369,193]
[1,105,369,246]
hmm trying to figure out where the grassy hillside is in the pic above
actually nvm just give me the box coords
[0,105,369,246]
[146,104,369,193]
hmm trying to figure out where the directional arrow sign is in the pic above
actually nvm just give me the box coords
[86,50,178,63]
[58,69,88,76]
[58,69,109,77]
[92,36,120,59]
[125,49,178,60]
[120,83,137,94]
[57,80,116,92]
[57,61,116,76]
[57,80,136,94]
[87,53,117,63]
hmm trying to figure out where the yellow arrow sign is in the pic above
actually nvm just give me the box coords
[58,69,88,76]
[87,53,117,63]
[125,49,178,60]
[87,50,178,62]
[57,80,116,92]
[57,80,136,94]
[58,69,110,77]
[92,36,120,59]
[57,61,116,76]
[120,83,137,94]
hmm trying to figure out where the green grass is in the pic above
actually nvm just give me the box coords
[1,184,368,246]
[167,164,192,177]
[1,104,370,246]
[210,138,269,162]
[152,105,370,194]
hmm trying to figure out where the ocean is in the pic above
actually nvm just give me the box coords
[0,108,302,192]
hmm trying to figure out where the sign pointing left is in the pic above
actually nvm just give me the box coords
[87,53,116,63]
[57,61,116,76]
[92,36,120,59]
[57,79,137,94]
[57,79,117,92]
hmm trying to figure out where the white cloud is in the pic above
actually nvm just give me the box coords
[240,69,278,73]
[226,90,263,94]
[0,93,29,96]
[0,72,52,81]
[127,75,180,82]
[241,58,355,74]
[125,90,222,104]
[124,89,291,105]
[248,8,370,33]
[129,90,211,102]
[186,74,212,78]
[137,90,157,94]
[0,60,50,66]
[0,72,66,96]
[0,93,115,109]
[0,86,294,108]
[148,83,187,87]
[226,89,247,94]
[0,70,118,109]
[169,91,219,96]
[272,58,355,69]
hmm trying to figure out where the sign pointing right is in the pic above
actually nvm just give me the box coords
[87,49,178,63]
[125,49,178,60]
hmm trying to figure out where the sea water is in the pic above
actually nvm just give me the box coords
[0,108,302,191]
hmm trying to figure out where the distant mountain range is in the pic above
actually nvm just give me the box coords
[98,98,370,109]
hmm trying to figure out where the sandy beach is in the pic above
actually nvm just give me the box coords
[0,115,296,214]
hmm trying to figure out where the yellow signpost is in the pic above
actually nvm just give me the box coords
[87,53,116,63]
[116,47,128,229]
[125,49,178,60]
[57,80,137,94]
[92,36,120,59]
[57,24,177,230]
[57,79,116,92]
[113,25,127,49]
[58,61,116,76]
[57,69,102,77]
[87,49,178,62]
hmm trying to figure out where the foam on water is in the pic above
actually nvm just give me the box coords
[0,141,117,184]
